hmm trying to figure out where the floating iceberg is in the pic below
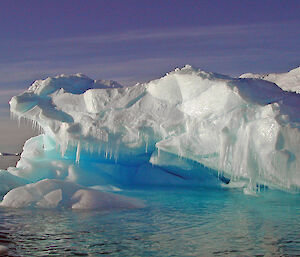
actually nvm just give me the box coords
[2,65,300,205]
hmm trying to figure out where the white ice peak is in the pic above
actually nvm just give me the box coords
[240,66,300,93]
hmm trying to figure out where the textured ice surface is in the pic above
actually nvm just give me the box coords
[240,66,300,93]
[0,179,144,210]
[4,66,300,196]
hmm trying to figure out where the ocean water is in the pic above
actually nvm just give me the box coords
[0,187,299,256]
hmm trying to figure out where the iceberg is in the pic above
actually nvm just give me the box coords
[1,65,300,206]
[240,66,300,93]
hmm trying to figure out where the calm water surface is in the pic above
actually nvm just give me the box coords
[0,187,300,256]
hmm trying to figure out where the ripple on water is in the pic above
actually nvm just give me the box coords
[0,188,299,256]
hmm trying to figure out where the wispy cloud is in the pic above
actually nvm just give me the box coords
[35,21,299,46]
[2,21,298,63]
[44,25,243,45]
[0,21,299,92]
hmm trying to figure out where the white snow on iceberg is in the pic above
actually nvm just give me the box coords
[4,65,300,196]
[240,66,300,93]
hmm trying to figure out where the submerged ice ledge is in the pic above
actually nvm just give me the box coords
[2,65,300,206]
[0,179,144,210]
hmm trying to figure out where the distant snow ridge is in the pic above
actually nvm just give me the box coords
[240,66,300,93]
[5,65,300,199]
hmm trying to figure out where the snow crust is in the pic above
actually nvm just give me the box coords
[2,65,300,202]
[0,179,144,210]
[240,66,300,93]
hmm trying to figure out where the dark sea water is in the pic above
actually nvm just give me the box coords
[0,187,300,256]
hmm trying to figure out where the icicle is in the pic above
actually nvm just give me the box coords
[114,140,120,163]
[17,115,21,128]
[76,141,81,163]
[60,138,69,157]
[109,148,113,159]
[145,136,148,153]
[10,111,16,121]
[105,147,108,159]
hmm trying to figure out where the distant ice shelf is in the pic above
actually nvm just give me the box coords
[1,65,300,208]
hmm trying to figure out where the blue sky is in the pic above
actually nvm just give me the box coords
[0,0,300,119]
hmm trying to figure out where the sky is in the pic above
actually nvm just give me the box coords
[0,0,300,152]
